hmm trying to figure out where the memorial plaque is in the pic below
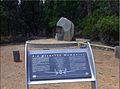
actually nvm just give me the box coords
[28,51,91,81]
[25,42,97,89]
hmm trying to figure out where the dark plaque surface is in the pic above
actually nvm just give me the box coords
[28,52,91,81]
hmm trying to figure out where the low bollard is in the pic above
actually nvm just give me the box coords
[115,46,120,59]
[13,49,20,62]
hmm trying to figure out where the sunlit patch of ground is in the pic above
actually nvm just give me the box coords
[0,44,119,89]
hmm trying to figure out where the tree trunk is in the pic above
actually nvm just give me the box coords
[87,0,91,16]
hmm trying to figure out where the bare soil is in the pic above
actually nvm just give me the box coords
[0,44,119,89]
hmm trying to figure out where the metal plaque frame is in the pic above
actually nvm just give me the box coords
[25,42,97,89]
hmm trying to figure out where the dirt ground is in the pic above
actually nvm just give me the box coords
[0,44,119,89]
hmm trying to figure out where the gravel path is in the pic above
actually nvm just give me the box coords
[0,44,119,89]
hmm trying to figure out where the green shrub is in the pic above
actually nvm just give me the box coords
[96,16,119,45]
[79,15,119,46]
[80,14,100,40]
[48,16,59,28]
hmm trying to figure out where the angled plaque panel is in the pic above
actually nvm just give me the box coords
[28,52,91,81]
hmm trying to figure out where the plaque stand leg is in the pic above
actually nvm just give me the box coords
[26,75,29,89]
[26,84,29,89]
[91,81,97,89]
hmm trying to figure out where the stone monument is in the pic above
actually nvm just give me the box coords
[55,17,74,41]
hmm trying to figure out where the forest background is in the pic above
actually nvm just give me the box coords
[0,0,119,46]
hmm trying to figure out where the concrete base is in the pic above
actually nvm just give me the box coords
[26,38,115,51]
[26,39,89,49]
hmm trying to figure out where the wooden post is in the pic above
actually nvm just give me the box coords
[13,49,20,62]
[115,46,120,59]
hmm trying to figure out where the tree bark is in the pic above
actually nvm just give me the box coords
[87,0,91,16]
